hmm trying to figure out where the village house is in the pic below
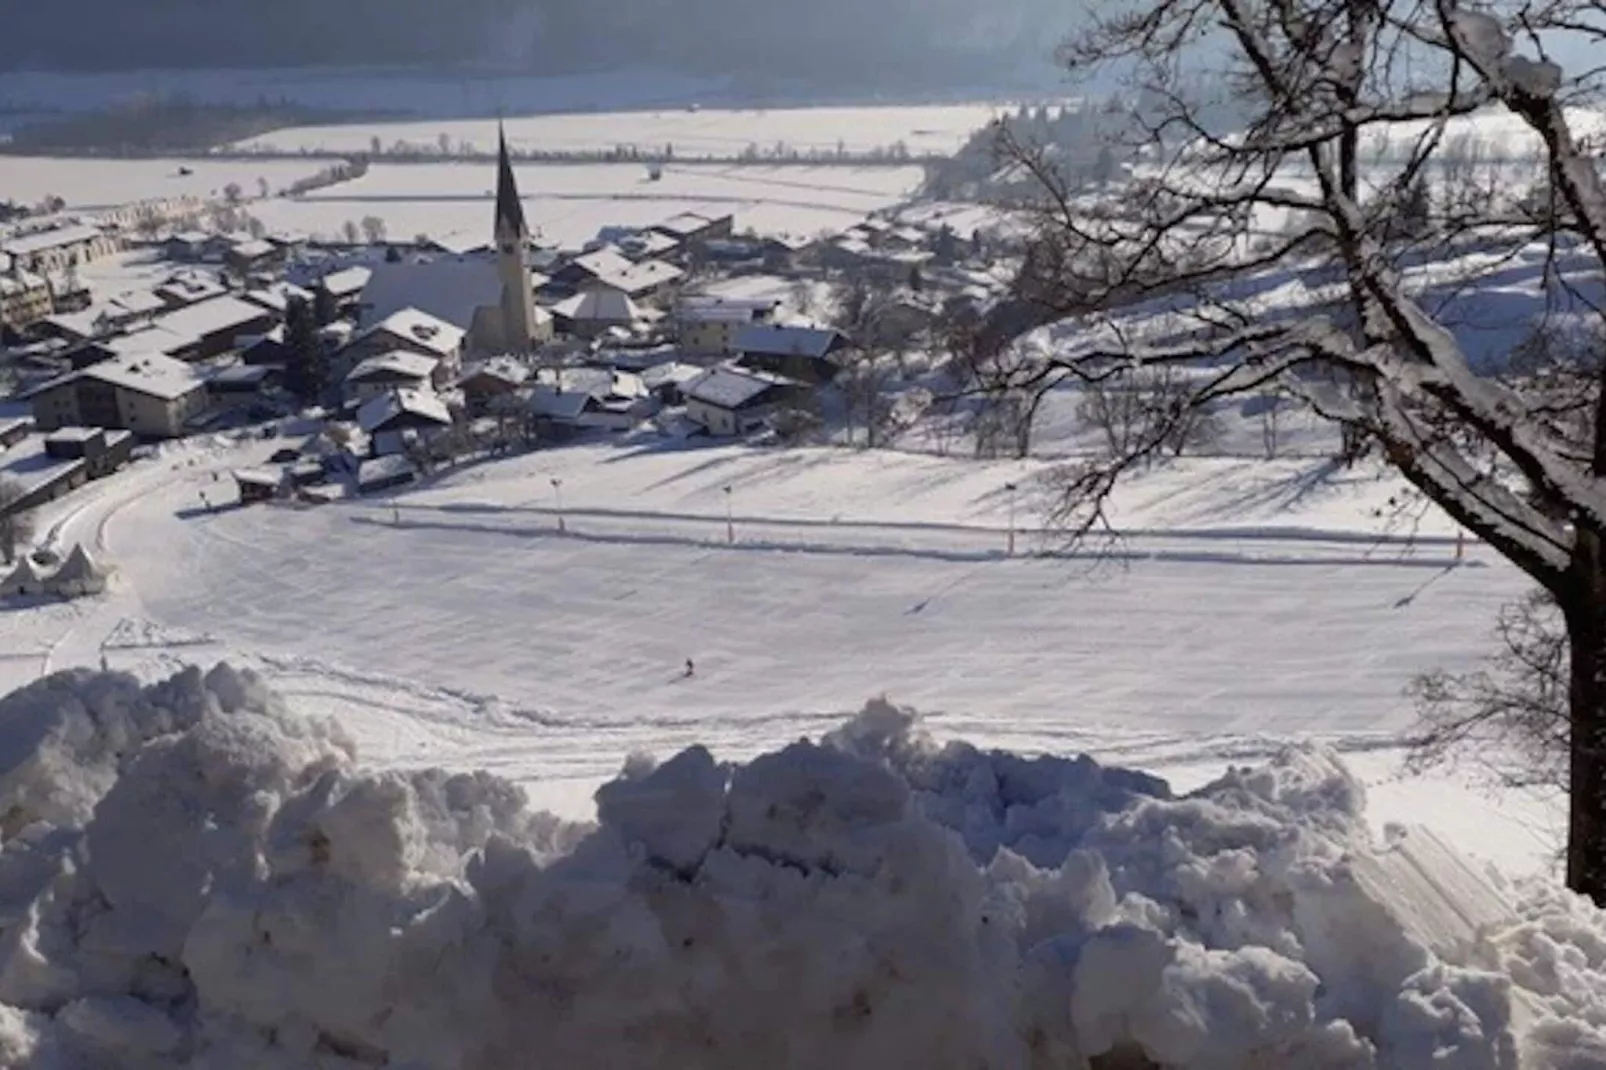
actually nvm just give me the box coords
[733,323,848,384]
[550,247,684,301]
[356,453,419,494]
[650,212,736,251]
[154,270,229,309]
[239,326,288,366]
[27,351,210,437]
[224,238,284,277]
[338,308,465,380]
[233,468,283,505]
[0,271,52,331]
[1,224,118,274]
[241,281,314,318]
[207,363,283,405]
[551,288,657,339]
[673,295,780,357]
[147,295,280,362]
[457,357,532,415]
[316,265,373,318]
[357,388,454,457]
[0,416,33,450]
[43,425,136,478]
[102,290,169,330]
[343,350,445,405]
[163,231,211,263]
[681,367,799,437]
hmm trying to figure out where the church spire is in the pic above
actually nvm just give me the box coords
[494,123,526,237]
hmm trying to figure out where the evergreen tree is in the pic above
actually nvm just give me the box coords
[283,296,326,404]
[312,285,339,327]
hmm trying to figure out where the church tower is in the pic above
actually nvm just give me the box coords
[494,125,539,352]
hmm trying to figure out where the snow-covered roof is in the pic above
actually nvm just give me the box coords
[51,542,109,584]
[653,212,718,239]
[82,352,209,401]
[553,289,645,324]
[154,271,228,305]
[356,453,418,487]
[108,290,167,317]
[240,282,313,315]
[618,231,681,259]
[357,259,502,333]
[356,388,452,432]
[232,467,282,487]
[346,350,439,383]
[44,426,102,445]
[228,238,278,259]
[354,308,466,357]
[38,311,102,340]
[733,323,845,359]
[150,296,272,346]
[318,265,372,298]
[640,361,706,389]
[1,224,103,257]
[567,248,684,297]
[208,364,277,386]
[459,356,531,388]
[28,351,205,402]
[527,386,593,421]
[683,367,787,410]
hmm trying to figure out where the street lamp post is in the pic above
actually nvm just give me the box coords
[551,477,565,533]
[1004,482,1018,556]
[723,485,734,544]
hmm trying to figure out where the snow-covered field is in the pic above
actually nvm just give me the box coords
[231,102,1012,158]
[0,157,327,211]
[0,433,1558,877]
[251,161,923,245]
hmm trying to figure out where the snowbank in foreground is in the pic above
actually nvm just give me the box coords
[0,667,1603,1069]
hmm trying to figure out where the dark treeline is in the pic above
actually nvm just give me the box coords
[2,0,1085,89]
[2,99,385,153]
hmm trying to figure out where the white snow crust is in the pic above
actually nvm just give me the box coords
[0,665,1603,1069]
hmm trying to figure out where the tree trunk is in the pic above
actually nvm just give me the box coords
[1564,529,1606,903]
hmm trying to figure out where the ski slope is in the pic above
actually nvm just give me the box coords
[0,433,1557,874]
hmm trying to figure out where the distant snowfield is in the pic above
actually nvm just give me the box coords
[0,434,1559,879]
[252,161,924,244]
[0,156,327,211]
[231,102,1009,157]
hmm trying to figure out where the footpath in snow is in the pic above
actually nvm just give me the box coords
[0,664,1601,1069]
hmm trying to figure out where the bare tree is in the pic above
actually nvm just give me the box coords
[360,215,387,244]
[0,479,35,566]
[222,182,242,206]
[341,219,360,245]
[1409,590,1568,791]
[997,0,1606,901]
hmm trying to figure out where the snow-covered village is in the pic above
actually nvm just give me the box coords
[7,1,1606,1067]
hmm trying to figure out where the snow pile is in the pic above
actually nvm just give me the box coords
[0,666,1603,1068]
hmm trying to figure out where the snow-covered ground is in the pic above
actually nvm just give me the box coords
[0,157,327,212]
[0,662,1596,1068]
[250,161,923,245]
[0,432,1559,880]
[231,102,1013,157]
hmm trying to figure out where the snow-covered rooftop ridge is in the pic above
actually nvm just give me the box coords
[357,307,467,356]
[356,387,453,432]
[1,666,1601,1069]
[346,349,440,382]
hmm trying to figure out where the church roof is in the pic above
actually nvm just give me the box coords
[495,125,527,237]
